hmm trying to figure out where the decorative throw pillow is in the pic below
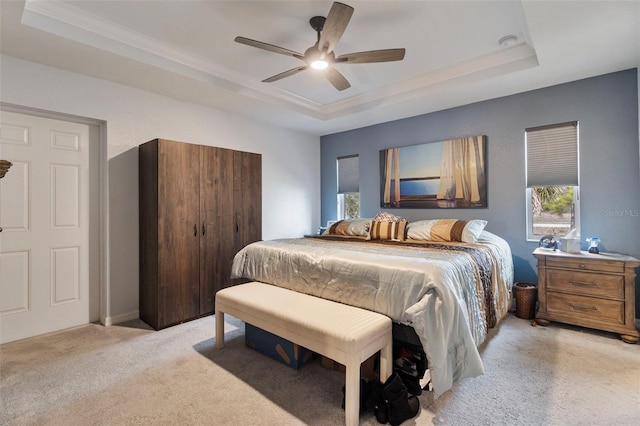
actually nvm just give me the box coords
[374,211,405,223]
[406,219,487,243]
[322,219,372,239]
[370,220,407,241]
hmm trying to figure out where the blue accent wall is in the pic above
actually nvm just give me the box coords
[321,69,640,314]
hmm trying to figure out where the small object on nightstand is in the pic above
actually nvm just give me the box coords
[586,237,600,254]
[539,235,558,250]
[560,228,581,253]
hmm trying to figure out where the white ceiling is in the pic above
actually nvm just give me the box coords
[1,1,639,136]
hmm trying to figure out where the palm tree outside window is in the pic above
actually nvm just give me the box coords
[525,122,580,241]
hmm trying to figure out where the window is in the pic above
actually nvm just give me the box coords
[525,122,580,241]
[337,155,360,220]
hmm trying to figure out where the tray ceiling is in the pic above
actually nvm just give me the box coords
[1,1,639,135]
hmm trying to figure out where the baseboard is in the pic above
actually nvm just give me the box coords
[102,310,139,326]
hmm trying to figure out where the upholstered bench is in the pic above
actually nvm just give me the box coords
[215,281,393,426]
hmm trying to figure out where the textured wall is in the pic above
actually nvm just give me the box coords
[321,69,640,312]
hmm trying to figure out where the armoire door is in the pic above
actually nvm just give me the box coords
[199,145,234,315]
[233,151,262,256]
[157,140,200,327]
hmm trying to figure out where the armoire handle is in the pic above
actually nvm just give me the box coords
[194,224,197,237]
[236,222,239,233]
[202,223,206,236]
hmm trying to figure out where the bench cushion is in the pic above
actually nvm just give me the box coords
[216,282,391,363]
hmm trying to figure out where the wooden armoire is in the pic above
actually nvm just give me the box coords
[139,138,261,330]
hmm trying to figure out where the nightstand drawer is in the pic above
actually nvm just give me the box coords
[545,257,624,273]
[546,269,624,299]
[547,292,624,324]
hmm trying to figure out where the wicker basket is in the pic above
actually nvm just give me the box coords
[514,282,538,320]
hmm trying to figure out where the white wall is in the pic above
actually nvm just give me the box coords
[0,54,320,325]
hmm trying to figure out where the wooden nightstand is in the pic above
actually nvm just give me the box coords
[533,248,640,343]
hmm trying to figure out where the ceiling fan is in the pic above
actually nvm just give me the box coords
[234,2,406,91]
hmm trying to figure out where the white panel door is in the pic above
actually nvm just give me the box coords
[0,111,90,344]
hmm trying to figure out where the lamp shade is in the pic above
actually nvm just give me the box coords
[0,160,12,179]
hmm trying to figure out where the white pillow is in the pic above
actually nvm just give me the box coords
[462,219,488,243]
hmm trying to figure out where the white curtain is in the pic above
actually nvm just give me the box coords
[383,148,400,205]
[437,136,485,203]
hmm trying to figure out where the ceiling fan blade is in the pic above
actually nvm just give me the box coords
[262,65,308,83]
[335,48,406,64]
[324,67,351,91]
[235,36,304,60]
[318,2,354,54]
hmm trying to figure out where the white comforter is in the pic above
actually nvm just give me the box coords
[231,231,513,398]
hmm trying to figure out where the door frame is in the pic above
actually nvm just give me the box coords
[1,102,110,327]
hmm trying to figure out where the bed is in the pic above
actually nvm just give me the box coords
[230,217,514,398]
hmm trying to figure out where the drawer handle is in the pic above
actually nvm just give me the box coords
[569,280,596,287]
[578,264,586,269]
[569,303,597,311]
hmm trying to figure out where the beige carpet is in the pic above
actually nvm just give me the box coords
[1,313,639,426]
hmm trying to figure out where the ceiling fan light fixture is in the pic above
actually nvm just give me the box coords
[311,59,329,70]
[305,45,331,70]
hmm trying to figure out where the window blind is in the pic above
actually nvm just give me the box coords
[526,122,578,187]
[337,155,359,194]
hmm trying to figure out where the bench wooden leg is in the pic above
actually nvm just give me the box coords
[344,343,392,426]
[215,310,225,349]
[379,341,393,382]
[344,359,360,426]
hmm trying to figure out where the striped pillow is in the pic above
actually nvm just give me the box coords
[323,219,372,240]
[430,219,467,242]
[407,219,487,243]
[370,220,407,241]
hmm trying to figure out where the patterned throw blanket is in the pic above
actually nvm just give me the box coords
[307,236,498,330]
[412,242,496,329]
